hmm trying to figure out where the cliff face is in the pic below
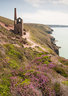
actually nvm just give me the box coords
[0,16,68,96]
[50,36,59,55]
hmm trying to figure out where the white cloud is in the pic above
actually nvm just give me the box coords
[51,0,68,5]
[25,0,45,7]
[23,10,68,25]
[25,0,68,7]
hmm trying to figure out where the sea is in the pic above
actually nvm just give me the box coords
[51,27,68,59]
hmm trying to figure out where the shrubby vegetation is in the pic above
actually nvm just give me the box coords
[0,17,68,96]
[59,57,68,66]
[54,82,61,96]
[53,65,68,77]
[0,43,57,96]
[62,81,68,86]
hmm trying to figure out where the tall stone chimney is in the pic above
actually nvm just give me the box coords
[14,8,17,20]
[14,8,17,32]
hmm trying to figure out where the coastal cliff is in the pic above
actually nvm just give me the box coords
[0,16,68,96]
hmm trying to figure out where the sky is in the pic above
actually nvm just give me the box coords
[0,0,68,25]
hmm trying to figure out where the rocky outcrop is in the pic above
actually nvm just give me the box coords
[46,33,59,55]
[51,36,59,55]
[52,43,59,55]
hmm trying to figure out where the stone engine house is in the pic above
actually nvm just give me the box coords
[14,8,23,36]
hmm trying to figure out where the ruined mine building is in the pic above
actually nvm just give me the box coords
[14,8,23,36]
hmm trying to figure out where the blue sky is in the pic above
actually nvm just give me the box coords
[0,0,68,25]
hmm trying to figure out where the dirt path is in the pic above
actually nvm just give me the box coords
[23,31,47,52]
[0,22,14,30]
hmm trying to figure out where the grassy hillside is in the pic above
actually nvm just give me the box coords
[0,16,57,54]
[0,16,13,26]
[0,16,68,96]
[0,16,55,53]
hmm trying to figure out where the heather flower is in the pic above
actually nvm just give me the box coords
[41,54,47,57]
[10,76,42,96]
[44,64,47,67]
[48,63,56,69]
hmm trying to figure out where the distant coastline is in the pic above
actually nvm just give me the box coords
[48,25,68,28]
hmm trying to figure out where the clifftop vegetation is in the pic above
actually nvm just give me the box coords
[0,16,68,96]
